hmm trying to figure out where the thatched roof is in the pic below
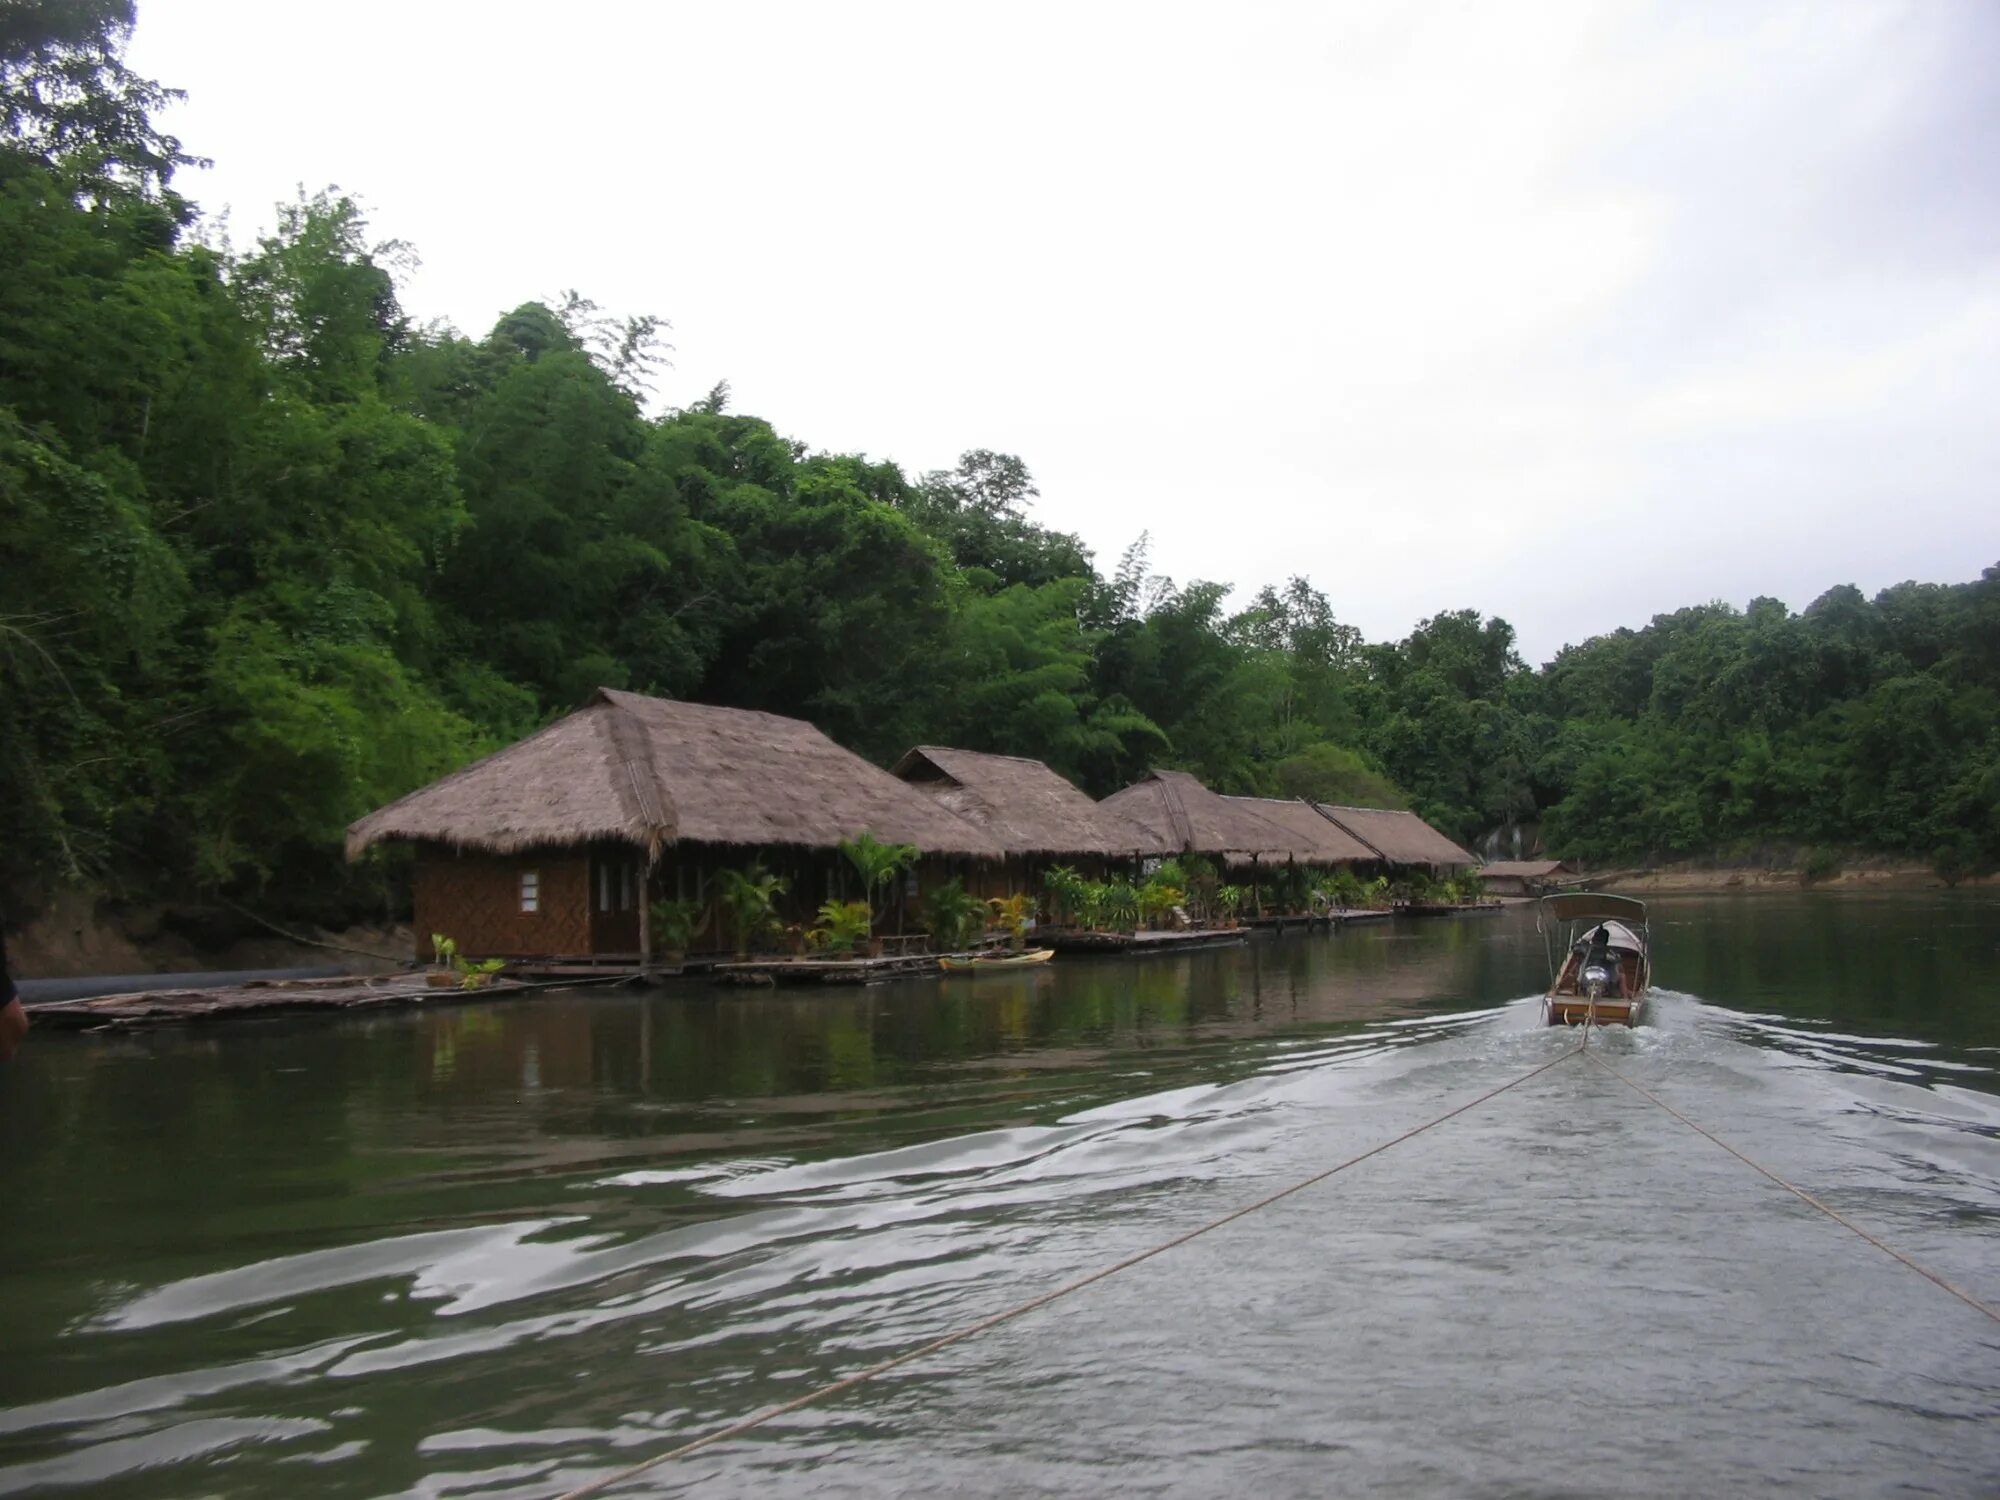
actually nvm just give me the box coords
[892,746,1175,857]
[1315,804,1476,868]
[1100,770,1298,860]
[1480,859,1573,878]
[347,689,1003,860]
[1220,797,1378,865]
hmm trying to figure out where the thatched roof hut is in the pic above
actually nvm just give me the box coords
[1314,804,1476,869]
[1099,770,1298,860]
[1220,797,1377,866]
[1479,859,1573,880]
[892,746,1174,857]
[347,688,1003,861]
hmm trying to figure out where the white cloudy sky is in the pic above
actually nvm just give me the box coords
[129,1,1999,664]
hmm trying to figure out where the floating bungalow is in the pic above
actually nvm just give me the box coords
[1098,769,1299,867]
[891,746,1174,899]
[1219,796,1378,871]
[346,689,1003,963]
[1479,859,1578,897]
[1312,804,1478,874]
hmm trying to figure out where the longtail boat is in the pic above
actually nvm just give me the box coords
[1540,893,1651,1026]
[938,948,1055,973]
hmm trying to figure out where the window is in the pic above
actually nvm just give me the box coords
[597,864,612,913]
[520,870,540,914]
[620,863,637,912]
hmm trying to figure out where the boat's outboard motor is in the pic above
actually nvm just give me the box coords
[1578,925,1620,999]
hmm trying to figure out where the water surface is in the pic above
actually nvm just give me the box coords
[3,893,1997,1496]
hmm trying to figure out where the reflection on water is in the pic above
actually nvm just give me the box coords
[1,894,1997,1496]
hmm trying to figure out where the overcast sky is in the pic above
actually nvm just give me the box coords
[128,1,1999,664]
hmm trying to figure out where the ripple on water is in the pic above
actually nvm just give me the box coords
[5,899,2000,1496]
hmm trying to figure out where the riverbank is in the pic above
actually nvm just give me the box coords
[9,888,410,981]
[1592,853,1991,895]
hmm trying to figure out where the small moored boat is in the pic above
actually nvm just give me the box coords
[1540,893,1652,1026]
[938,949,1055,973]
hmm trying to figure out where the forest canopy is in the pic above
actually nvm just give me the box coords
[3,2,1996,919]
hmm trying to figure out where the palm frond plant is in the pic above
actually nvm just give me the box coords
[1138,880,1184,930]
[1215,884,1245,926]
[1073,880,1109,932]
[1101,881,1141,933]
[921,878,985,953]
[840,831,920,935]
[717,863,788,958]
[1042,865,1086,928]
[648,897,705,961]
[810,899,873,956]
[987,892,1035,951]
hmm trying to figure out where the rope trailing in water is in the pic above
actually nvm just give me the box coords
[1583,1048,2000,1325]
[546,1037,1590,1500]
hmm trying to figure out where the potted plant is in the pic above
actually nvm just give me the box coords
[429,933,459,988]
[648,897,703,964]
[431,934,504,989]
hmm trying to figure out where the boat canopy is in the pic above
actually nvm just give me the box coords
[1542,892,1648,926]
[1570,919,1643,954]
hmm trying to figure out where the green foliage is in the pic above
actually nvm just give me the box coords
[920,878,984,952]
[839,830,918,927]
[1800,848,1843,886]
[987,891,1035,950]
[429,932,499,987]
[1099,882,1142,932]
[716,864,787,955]
[1041,864,1086,927]
[1137,880,1184,928]
[2,8,1995,929]
[648,897,704,955]
[1268,743,1405,809]
[808,899,872,955]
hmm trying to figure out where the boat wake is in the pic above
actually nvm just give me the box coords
[4,990,1998,1498]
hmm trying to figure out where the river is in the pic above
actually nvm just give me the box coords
[2,893,1997,1497]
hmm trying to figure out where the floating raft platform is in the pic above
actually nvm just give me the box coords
[1396,902,1505,918]
[1045,927,1249,956]
[24,973,538,1031]
[710,953,944,987]
[1242,913,1336,934]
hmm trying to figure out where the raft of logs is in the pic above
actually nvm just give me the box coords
[24,973,535,1031]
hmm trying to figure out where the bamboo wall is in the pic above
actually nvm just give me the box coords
[413,848,591,959]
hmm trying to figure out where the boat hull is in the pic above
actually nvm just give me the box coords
[1545,995,1643,1027]
[938,949,1055,973]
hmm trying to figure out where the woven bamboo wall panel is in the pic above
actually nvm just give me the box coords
[415,849,591,958]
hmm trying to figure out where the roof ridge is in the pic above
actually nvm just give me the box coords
[600,692,678,858]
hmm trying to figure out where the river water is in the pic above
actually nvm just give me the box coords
[2,893,1997,1497]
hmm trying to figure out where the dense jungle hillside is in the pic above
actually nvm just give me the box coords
[3,3,1996,924]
